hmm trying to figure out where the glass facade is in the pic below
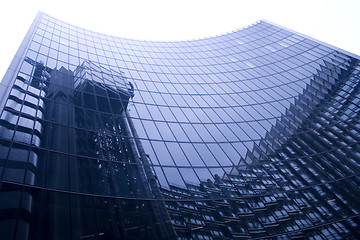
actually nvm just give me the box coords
[0,12,359,239]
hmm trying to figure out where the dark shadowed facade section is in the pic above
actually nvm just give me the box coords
[0,12,359,239]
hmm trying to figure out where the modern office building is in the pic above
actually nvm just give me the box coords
[0,12,359,239]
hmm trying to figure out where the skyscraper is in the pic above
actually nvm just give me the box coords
[0,12,359,239]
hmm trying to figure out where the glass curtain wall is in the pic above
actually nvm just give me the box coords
[0,12,359,239]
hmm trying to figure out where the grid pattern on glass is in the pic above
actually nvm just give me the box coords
[18,14,337,190]
[0,12,360,239]
[161,61,360,239]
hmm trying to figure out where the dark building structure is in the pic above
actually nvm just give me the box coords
[0,12,359,239]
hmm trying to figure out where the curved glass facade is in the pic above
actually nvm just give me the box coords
[0,12,360,239]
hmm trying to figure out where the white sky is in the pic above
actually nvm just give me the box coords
[0,0,359,80]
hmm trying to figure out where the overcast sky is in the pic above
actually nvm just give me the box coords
[0,0,359,80]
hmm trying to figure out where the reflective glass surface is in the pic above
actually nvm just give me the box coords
[0,12,359,239]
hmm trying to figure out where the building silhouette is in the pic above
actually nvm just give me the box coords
[0,12,359,239]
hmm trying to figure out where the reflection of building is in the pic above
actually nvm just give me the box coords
[0,55,175,239]
[0,12,359,239]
